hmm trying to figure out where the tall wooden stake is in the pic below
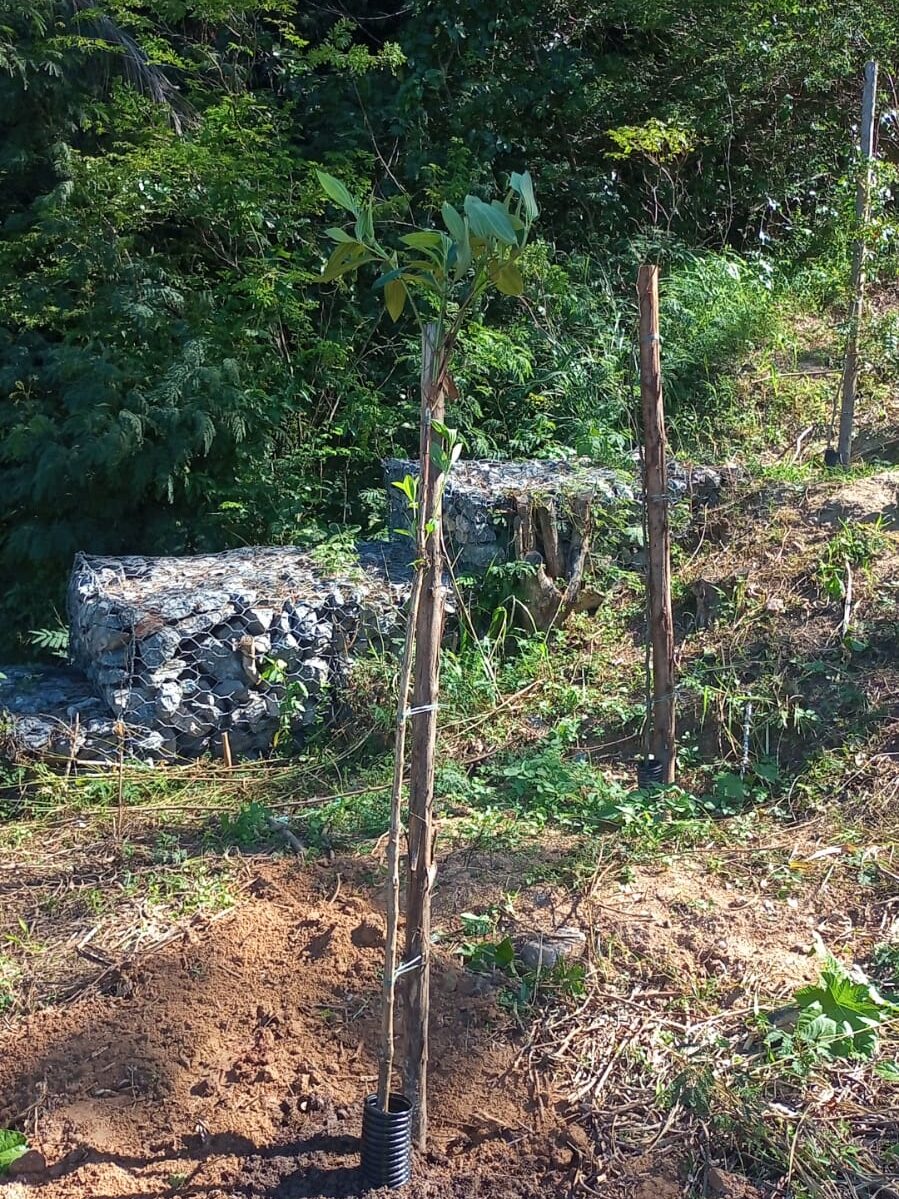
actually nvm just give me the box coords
[837,59,878,466]
[637,265,676,783]
[403,321,445,1149]
[376,567,424,1110]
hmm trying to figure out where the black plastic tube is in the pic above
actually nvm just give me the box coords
[360,1093,413,1190]
[636,757,664,788]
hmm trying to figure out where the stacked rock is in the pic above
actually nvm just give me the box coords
[385,457,634,572]
[67,546,404,758]
[0,665,170,764]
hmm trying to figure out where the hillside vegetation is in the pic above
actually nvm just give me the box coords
[3,0,899,649]
[3,6,899,1199]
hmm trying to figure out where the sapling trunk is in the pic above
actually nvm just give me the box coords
[403,322,446,1149]
[376,566,423,1110]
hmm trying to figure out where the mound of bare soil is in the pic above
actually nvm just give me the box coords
[0,862,574,1199]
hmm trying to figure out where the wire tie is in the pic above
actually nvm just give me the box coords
[392,955,422,981]
[403,703,440,720]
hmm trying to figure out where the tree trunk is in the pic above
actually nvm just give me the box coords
[837,59,878,466]
[637,265,676,783]
[403,321,445,1149]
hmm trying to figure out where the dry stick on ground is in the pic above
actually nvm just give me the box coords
[840,557,854,641]
[837,59,878,465]
[403,321,446,1147]
[638,264,676,782]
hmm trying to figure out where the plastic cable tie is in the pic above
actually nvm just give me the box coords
[392,955,422,981]
[402,703,440,720]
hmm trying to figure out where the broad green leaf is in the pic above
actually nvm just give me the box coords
[372,266,404,291]
[510,169,539,220]
[441,202,466,243]
[0,1130,28,1174]
[354,203,374,243]
[494,936,515,969]
[400,230,444,250]
[320,242,375,282]
[325,226,355,243]
[493,261,524,295]
[876,1060,899,1082]
[320,241,360,282]
[384,278,407,321]
[793,961,894,1059]
[316,170,358,215]
[463,195,517,245]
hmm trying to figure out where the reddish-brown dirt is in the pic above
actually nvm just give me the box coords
[0,841,828,1199]
[0,861,573,1198]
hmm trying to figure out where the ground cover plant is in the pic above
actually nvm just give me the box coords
[3,3,899,1197]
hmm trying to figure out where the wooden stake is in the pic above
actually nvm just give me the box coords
[837,59,878,466]
[221,731,233,769]
[403,321,445,1149]
[637,265,676,783]
[376,567,424,1110]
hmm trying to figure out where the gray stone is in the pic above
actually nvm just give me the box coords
[139,627,182,669]
[147,659,189,685]
[517,927,586,971]
[156,680,183,719]
[194,639,245,682]
[213,679,250,704]
[243,607,275,634]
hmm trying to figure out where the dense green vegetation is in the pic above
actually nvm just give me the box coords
[2,0,899,652]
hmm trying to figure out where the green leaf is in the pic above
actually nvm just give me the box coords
[316,170,359,215]
[384,278,407,322]
[463,195,517,245]
[441,202,467,243]
[354,203,374,244]
[319,241,359,282]
[510,170,539,221]
[0,1130,28,1174]
[451,229,472,278]
[793,961,894,1059]
[493,937,515,969]
[325,226,355,243]
[372,266,404,291]
[492,261,524,295]
[875,1060,899,1082]
[400,230,444,250]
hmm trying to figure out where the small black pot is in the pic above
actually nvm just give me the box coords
[823,447,844,468]
[360,1093,413,1190]
[636,757,664,789]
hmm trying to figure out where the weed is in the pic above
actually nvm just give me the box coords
[306,528,364,577]
[457,933,586,1013]
[765,958,897,1067]
[872,942,899,984]
[28,620,69,660]
[259,657,311,750]
[0,956,21,1014]
[0,1130,28,1174]
[815,518,888,601]
[299,783,392,851]
[123,862,235,918]
[214,801,273,850]
[152,831,189,866]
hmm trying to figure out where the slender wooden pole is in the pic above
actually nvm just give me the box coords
[376,566,424,1110]
[637,265,676,783]
[837,59,878,466]
[403,321,445,1149]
